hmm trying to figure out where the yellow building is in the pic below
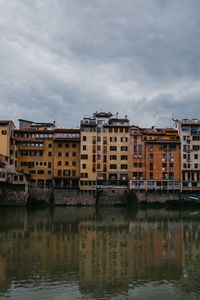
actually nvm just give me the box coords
[80,112,130,190]
[13,120,80,188]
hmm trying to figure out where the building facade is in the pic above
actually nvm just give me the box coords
[80,112,130,190]
[173,119,200,191]
[1,114,200,194]
[130,127,181,191]
[13,120,80,188]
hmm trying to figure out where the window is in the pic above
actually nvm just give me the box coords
[21,162,27,166]
[169,144,176,151]
[30,151,36,156]
[134,162,137,167]
[65,152,69,157]
[193,136,199,141]
[139,163,142,168]
[97,136,101,142]
[65,161,69,166]
[81,154,88,159]
[73,143,76,148]
[72,170,76,176]
[63,170,70,176]
[121,164,127,169]
[57,170,61,176]
[39,151,43,156]
[103,127,107,133]
[65,143,69,148]
[83,145,86,150]
[149,154,153,161]
[72,152,76,157]
[110,137,117,142]
[48,162,51,168]
[72,161,76,166]
[38,170,44,174]
[58,143,62,148]
[195,163,198,169]
[2,130,7,135]
[191,127,197,134]
[110,155,117,160]
[121,146,127,151]
[149,172,153,179]
[110,164,117,169]
[97,127,101,133]
[149,163,153,171]
[58,161,62,166]
[82,164,86,169]
[97,155,101,160]
[149,145,153,152]
[162,154,167,161]
[121,137,128,142]
[48,152,52,157]
[194,154,198,159]
[48,144,52,148]
[162,172,168,179]
[121,155,127,160]
[58,152,62,157]
[83,136,86,141]
[110,146,117,151]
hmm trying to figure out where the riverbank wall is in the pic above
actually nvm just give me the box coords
[0,182,28,206]
[1,182,200,206]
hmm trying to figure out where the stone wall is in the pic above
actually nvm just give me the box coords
[0,182,28,206]
[96,188,129,206]
[130,190,181,204]
[28,187,53,205]
[54,188,96,206]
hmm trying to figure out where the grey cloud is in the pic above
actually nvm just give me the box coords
[0,0,200,128]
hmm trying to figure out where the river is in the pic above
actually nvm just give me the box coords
[0,207,200,299]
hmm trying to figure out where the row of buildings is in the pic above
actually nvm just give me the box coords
[0,112,200,192]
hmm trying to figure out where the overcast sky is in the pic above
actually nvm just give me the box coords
[0,0,200,128]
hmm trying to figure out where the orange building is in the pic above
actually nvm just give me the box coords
[130,127,181,190]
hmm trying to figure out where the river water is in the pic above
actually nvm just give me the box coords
[0,207,200,299]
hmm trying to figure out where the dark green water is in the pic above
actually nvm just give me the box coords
[0,207,200,299]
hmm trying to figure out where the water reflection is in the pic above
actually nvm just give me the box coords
[0,207,200,299]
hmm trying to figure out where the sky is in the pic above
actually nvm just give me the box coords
[0,0,200,129]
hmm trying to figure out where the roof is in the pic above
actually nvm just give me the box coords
[141,128,178,135]
[109,118,129,122]
[93,112,113,118]
[14,128,80,133]
[173,119,200,125]
[18,119,33,123]
[0,120,15,127]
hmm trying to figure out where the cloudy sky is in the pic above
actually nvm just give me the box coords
[0,0,200,128]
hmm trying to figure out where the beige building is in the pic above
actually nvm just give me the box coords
[80,112,130,190]
[173,119,200,190]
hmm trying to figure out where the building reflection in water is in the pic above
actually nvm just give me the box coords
[0,207,199,298]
